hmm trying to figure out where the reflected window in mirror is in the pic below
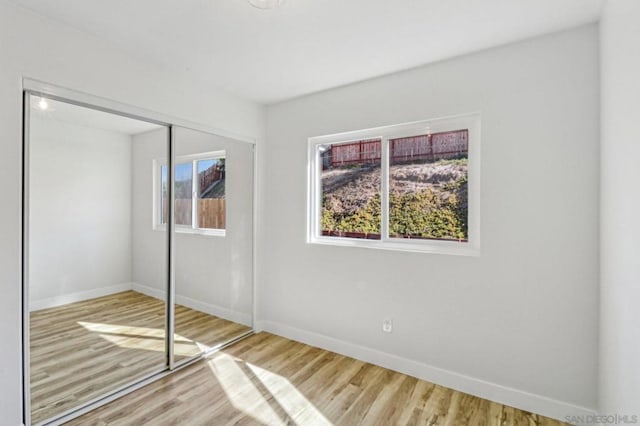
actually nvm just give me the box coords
[157,151,226,235]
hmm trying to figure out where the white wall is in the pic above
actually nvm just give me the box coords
[131,128,169,305]
[29,116,133,310]
[0,0,265,423]
[131,128,254,326]
[600,0,640,415]
[262,25,599,420]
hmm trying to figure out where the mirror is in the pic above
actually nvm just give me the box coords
[23,88,256,425]
[26,96,169,423]
[171,126,253,361]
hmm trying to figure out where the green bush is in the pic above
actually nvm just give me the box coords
[389,185,466,240]
[337,194,381,234]
[322,194,381,234]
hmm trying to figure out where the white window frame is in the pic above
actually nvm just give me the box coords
[153,150,226,237]
[307,113,480,256]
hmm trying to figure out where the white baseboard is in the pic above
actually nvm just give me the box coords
[256,320,596,424]
[131,282,166,301]
[176,294,252,327]
[30,282,134,311]
[132,283,252,327]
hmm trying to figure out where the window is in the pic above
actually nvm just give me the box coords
[308,114,480,255]
[156,151,226,236]
[320,139,382,240]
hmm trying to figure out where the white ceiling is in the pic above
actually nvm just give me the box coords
[12,0,604,104]
[31,96,163,135]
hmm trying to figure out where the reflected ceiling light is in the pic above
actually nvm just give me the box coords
[37,98,49,111]
[248,0,282,9]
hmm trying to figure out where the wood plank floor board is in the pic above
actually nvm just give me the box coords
[334,366,393,424]
[396,378,435,424]
[68,332,568,425]
[372,374,419,424]
[486,401,506,426]
[358,371,410,424]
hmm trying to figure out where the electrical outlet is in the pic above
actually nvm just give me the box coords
[382,318,393,333]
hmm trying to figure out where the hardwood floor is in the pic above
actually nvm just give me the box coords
[30,291,250,424]
[70,332,568,426]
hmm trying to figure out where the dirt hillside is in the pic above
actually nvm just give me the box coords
[322,160,467,215]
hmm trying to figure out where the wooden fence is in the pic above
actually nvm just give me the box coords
[173,198,191,225]
[198,198,225,229]
[164,198,226,229]
[391,130,468,164]
[322,129,468,169]
[324,138,381,168]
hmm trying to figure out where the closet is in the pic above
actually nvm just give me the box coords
[22,82,255,425]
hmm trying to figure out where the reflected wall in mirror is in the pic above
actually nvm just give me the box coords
[27,96,169,424]
[168,127,253,360]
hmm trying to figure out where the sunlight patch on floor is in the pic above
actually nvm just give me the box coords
[246,362,332,425]
[78,321,206,356]
[208,352,289,425]
[175,339,211,357]
[207,352,331,425]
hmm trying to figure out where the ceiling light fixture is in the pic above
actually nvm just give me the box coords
[248,0,282,9]
[37,98,49,111]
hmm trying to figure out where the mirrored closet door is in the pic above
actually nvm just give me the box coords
[171,126,254,362]
[23,86,256,426]
[24,94,170,424]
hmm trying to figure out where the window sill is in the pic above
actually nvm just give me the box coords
[308,235,479,256]
[154,225,226,237]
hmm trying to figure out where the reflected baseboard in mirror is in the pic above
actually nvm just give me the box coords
[174,303,251,361]
[29,291,250,424]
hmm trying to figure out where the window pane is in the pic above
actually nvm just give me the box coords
[196,158,225,230]
[389,130,468,242]
[174,162,193,226]
[320,139,381,239]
